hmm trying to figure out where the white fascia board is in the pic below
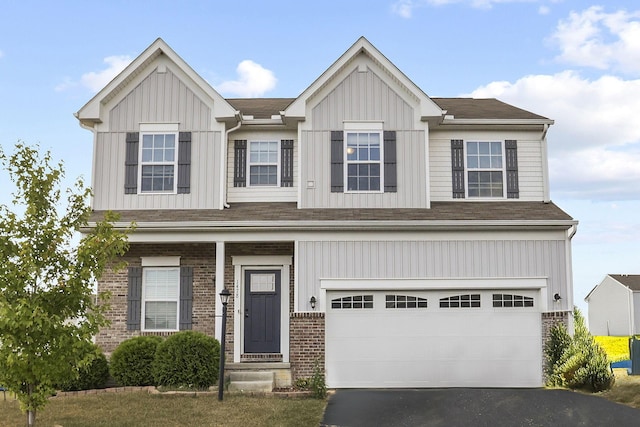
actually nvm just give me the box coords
[439,118,555,126]
[320,277,548,291]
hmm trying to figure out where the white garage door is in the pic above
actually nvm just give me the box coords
[325,289,542,388]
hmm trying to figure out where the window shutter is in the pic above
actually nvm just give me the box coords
[505,140,519,199]
[451,139,465,199]
[177,132,191,194]
[384,131,397,192]
[127,267,142,331]
[179,266,193,330]
[281,139,294,187]
[125,132,139,194]
[234,140,247,187]
[330,131,344,192]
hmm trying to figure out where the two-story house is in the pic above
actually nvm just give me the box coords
[76,37,576,389]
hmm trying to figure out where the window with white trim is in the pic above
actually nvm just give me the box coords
[142,267,180,330]
[346,131,382,192]
[466,141,504,198]
[249,141,279,186]
[140,133,177,193]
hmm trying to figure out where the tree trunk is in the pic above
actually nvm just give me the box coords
[27,409,36,427]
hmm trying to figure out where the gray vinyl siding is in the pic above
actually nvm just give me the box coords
[429,130,545,201]
[92,131,221,210]
[298,238,568,311]
[109,68,211,132]
[300,130,427,208]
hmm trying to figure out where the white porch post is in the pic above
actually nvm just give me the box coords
[215,241,225,341]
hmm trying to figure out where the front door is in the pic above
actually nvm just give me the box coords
[244,270,281,353]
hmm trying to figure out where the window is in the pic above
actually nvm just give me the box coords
[249,141,279,186]
[439,294,481,308]
[140,133,176,192]
[466,141,504,198]
[492,293,534,308]
[386,294,428,309]
[143,267,180,330]
[331,295,374,309]
[346,132,382,192]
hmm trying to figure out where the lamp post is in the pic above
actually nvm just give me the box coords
[218,287,231,401]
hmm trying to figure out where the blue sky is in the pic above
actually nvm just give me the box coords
[1,0,639,313]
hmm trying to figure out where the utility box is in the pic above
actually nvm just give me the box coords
[629,337,640,375]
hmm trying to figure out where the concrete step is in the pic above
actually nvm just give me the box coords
[229,370,275,383]
[228,380,274,393]
[228,371,275,393]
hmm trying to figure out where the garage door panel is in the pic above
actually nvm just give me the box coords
[326,289,542,388]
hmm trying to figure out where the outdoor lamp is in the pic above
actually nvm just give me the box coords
[310,296,317,310]
[218,287,231,401]
[553,293,561,302]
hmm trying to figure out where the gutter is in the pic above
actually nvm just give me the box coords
[220,114,242,209]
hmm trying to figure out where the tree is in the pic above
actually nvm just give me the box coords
[0,143,130,426]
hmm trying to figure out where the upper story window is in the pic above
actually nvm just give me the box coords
[346,131,382,192]
[466,141,504,198]
[140,133,177,193]
[249,141,279,186]
[451,139,519,199]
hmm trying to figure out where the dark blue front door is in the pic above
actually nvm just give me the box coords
[244,270,281,353]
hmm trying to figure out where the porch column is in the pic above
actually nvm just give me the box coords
[215,241,225,341]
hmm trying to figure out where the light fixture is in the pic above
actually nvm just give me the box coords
[310,296,317,310]
[218,287,231,401]
[553,293,561,302]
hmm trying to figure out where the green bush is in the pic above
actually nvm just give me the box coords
[544,321,572,381]
[310,359,327,399]
[110,335,163,386]
[57,342,110,391]
[545,308,615,392]
[152,331,220,389]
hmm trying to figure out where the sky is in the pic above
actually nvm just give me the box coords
[0,0,639,314]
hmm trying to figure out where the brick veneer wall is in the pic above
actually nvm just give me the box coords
[290,312,325,380]
[541,310,571,382]
[95,243,216,354]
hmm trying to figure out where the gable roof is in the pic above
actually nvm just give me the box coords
[433,98,549,121]
[75,38,237,127]
[610,274,640,291]
[227,98,294,119]
[284,36,444,120]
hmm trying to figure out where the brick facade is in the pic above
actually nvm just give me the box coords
[289,312,325,380]
[96,243,216,354]
[541,310,572,381]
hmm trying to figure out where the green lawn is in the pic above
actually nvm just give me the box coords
[594,336,631,363]
[0,391,326,427]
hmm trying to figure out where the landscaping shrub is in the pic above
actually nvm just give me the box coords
[152,331,220,389]
[546,308,615,392]
[110,335,163,386]
[309,359,327,399]
[57,342,110,391]
[544,321,572,379]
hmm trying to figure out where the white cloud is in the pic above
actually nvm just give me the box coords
[551,6,640,74]
[392,0,415,18]
[391,0,539,17]
[538,5,550,15]
[214,60,277,97]
[56,55,132,93]
[468,71,640,200]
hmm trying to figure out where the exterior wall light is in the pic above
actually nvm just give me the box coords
[553,293,561,302]
[310,296,317,310]
[218,287,231,401]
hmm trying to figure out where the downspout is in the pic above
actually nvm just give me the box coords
[541,123,551,203]
[220,114,242,209]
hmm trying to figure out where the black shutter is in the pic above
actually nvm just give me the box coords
[234,140,247,187]
[451,139,465,199]
[281,140,294,187]
[125,132,139,194]
[179,266,193,330]
[505,140,519,199]
[330,131,344,192]
[177,132,191,194]
[127,267,142,331]
[383,131,397,192]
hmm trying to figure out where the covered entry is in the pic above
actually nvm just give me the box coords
[324,284,543,388]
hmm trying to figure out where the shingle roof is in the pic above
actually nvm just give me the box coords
[90,201,573,226]
[224,97,548,121]
[610,275,640,291]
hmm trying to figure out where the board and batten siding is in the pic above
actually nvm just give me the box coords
[297,238,568,311]
[226,130,297,203]
[300,130,427,208]
[429,130,545,201]
[92,131,221,210]
[108,67,212,132]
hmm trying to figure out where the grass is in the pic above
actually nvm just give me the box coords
[597,374,640,409]
[0,391,326,427]
[594,336,631,363]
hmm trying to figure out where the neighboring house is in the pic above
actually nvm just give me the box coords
[585,274,640,336]
[75,37,577,389]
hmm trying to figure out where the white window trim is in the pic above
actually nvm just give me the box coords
[464,140,507,200]
[246,140,281,187]
[138,129,179,195]
[141,266,180,332]
[343,130,384,194]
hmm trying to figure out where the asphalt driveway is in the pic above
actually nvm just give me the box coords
[321,388,640,427]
